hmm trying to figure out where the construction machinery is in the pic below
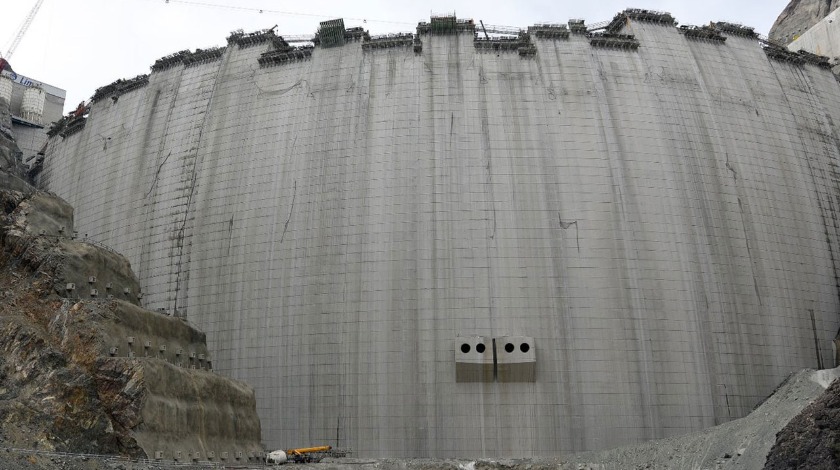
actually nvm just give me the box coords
[266,445,333,464]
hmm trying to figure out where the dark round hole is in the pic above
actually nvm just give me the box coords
[505,343,514,353]
[476,343,486,353]
[520,343,530,353]
[460,343,470,354]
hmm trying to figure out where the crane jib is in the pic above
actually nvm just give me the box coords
[3,0,46,60]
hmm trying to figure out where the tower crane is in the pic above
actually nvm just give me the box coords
[1,0,45,73]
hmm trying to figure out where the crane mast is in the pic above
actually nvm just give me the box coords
[3,0,45,60]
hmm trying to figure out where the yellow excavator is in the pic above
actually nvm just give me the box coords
[267,445,332,464]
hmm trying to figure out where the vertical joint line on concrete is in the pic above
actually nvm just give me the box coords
[492,337,498,381]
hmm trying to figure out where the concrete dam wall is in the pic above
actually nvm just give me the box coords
[37,11,840,457]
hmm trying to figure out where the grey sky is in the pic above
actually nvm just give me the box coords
[2,0,790,113]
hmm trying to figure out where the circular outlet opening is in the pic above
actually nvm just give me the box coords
[476,343,486,353]
[520,343,530,353]
[505,343,514,353]
[460,343,471,354]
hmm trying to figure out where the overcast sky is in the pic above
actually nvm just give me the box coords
[2,0,791,113]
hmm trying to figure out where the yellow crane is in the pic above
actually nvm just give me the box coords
[267,445,333,464]
[287,445,332,461]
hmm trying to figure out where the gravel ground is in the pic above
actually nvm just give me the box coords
[0,448,265,470]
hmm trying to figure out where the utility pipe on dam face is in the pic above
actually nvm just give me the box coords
[38,9,840,458]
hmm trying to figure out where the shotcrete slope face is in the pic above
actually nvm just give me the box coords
[38,16,840,457]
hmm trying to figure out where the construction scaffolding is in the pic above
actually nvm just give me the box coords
[417,16,476,35]
[473,36,523,52]
[313,20,370,48]
[183,47,226,68]
[796,49,833,68]
[759,41,831,68]
[679,25,727,43]
[258,46,314,67]
[316,19,346,48]
[227,28,282,48]
[763,44,807,65]
[473,32,536,56]
[588,32,640,50]
[150,50,192,72]
[606,9,676,33]
[344,27,370,42]
[362,33,414,51]
[568,20,587,34]
[527,24,570,40]
[148,47,227,73]
[518,44,537,57]
[57,116,86,138]
[90,75,150,103]
[711,22,759,38]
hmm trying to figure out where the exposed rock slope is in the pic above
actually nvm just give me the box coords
[770,0,840,44]
[0,175,264,464]
[0,182,142,456]
[764,374,840,469]
[0,97,25,179]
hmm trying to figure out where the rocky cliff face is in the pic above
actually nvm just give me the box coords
[770,0,840,44]
[0,188,141,455]
[0,179,264,464]
[0,98,25,179]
